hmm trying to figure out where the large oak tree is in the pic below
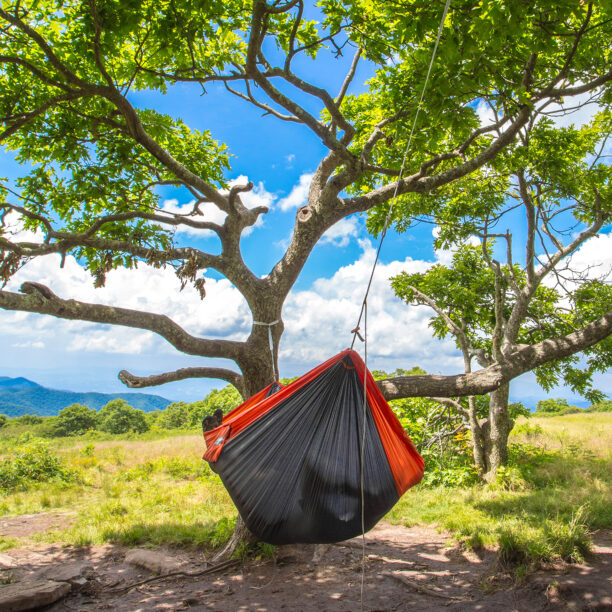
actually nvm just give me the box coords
[1,0,611,486]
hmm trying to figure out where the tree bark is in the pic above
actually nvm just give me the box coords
[467,396,488,477]
[213,514,256,561]
[484,383,512,480]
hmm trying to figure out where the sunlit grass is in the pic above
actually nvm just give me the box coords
[388,413,612,569]
[0,434,235,550]
[0,413,610,569]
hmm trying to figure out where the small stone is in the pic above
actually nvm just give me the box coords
[124,549,181,575]
[0,580,71,611]
[42,562,94,584]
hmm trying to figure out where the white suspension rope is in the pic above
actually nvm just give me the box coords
[350,0,452,350]
[355,4,451,611]
[359,299,368,612]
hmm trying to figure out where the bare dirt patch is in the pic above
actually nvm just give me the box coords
[0,522,610,611]
[0,512,76,539]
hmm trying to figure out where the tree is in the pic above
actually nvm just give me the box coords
[0,1,611,539]
[586,399,612,412]
[535,398,581,416]
[97,399,149,434]
[53,403,97,436]
[390,109,611,477]
[155,401,191,430]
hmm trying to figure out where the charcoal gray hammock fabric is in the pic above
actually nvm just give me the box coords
[202,349,424,545]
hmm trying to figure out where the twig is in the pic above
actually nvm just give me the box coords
[109,558,240,594]
[381,571,466,601]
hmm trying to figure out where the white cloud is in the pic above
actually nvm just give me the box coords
[12,341,45,349]
[474,91,600,131]
[546,90,600,129]
[321,217,361,247]
[475,100,496,127]
[560,232,612,284]
[2,250,251,355]
[160,199,226,236]
[281,240,462,374]
[432,226,480,267]
[278,172,313,211]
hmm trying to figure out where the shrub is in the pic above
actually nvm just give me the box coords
[585,399,612,412]
[535,398,582,416]
[53,403,97,436]
[0,438,75,491]
[0,415,7,428]
[156,402,191,429]
[97,399,149,434]
[12,414,43,425]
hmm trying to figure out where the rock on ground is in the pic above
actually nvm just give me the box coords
[124,549,181,575]
[0,580,71,612]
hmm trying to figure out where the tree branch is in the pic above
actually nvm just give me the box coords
[119,367,245,396]
[0,282,244,360]
[378,310,612,400]
[428,397,470,418]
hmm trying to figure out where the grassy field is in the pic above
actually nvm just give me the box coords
[389,412,612,568]
[1,413,610,570]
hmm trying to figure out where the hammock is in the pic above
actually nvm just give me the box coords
[203,349,424,545]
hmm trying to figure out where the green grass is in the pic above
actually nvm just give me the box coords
[0,413,610,570]
[0,434,236,550]
[388,413,612,569]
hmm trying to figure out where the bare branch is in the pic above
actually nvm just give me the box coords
[428,397,470,418]
[377,310,612,400]
[119,366,245,396]
[335,47,361,107]
[0,282,244,360]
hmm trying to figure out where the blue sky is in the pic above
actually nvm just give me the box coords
[1,42,610,409]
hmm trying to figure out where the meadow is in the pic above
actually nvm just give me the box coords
[0,412,610,572]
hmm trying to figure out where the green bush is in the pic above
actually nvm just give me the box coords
[155,402,191,429]
[535,398,582,416]
[585,399,612,412]
[97,399,149,434]
[12,414,43,425]
[0,415,7,428]
[0,438,76,491]
[53,403,97,436]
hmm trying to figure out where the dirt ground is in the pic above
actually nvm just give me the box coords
[1,514,611,611]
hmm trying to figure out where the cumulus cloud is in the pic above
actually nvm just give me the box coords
[475,90,601,131]
[1,227,464,377]
[475,100,496,127]
[281,240,462,374]
[321,217,361,247]
[543,232,612,296]
[1,249,251,355]
[278,172,313,211]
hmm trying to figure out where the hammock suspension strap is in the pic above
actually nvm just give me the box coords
[253,319,280,380]
[350,0,452,351]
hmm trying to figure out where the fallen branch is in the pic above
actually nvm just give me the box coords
[381,571,466,602]
[109,558,240,594]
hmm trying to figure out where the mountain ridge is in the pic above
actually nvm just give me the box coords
[0,376,172,417]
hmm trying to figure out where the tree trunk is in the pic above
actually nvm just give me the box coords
[482,383,513,481]
[467,396,488,477]
[213,514,256,561]
[216,347,277,558]
[468,386,514,480]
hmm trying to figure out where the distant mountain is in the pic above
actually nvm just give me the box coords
[0,376,172,417]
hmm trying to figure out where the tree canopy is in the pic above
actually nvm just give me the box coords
[0,0,610,404]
